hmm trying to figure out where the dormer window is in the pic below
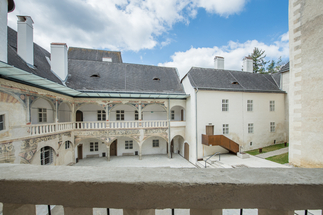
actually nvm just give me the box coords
[153,77,160,81]
[91,74,100,78]
[232,81,239,85]
[102,57,112,62]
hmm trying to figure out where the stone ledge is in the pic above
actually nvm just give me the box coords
[0,164,323,210]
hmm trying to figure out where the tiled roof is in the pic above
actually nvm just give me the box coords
[186,67,284,93]
[68,47,122,63]
[7,27,63,85]
[279,62,289,73]
[66,60,185,94]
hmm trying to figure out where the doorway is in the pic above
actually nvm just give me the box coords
[77,144,83,160]
[110,140,117,156]
[76,110,83,128]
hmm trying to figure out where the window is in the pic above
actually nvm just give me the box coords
[38,108,47,123]
[41,146,53,165]
[250,142,253,146]
[248,123,254,134]
[223,124,229,134]
[65,141,71,149]
[171,110,175,120]
[270,122,275,132]
[222,99,229,111]
[97,110,106,121]
[0,114,4,131]
[125,140,133,149]
[270,101,275,111]
[116,110,124,121]
[247,100,253,111]
[90,142,99,151]
[153,139,159,147]
[135,110,139,120]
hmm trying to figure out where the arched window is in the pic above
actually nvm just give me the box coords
[65,141,71,149]
[40,146,54,165]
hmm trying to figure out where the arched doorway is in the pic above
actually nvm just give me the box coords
[170,106,185,121]
[110,140,117,156]
[76,110,83,128]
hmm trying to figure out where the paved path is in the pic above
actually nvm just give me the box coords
[256,147,288,159]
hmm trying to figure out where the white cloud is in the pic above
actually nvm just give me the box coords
[281,31,289,42]
[158,33,289,78]
[8,0,248,52]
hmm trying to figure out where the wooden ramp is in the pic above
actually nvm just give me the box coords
[202,134,239,154]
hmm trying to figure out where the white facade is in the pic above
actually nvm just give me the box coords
[51,43,68,81]
[0,0,8,63]
[17,16,34,66]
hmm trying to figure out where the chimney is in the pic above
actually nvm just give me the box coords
[17,15,34,66]
[0,0,15,63]
[243,57,253,73]
[51,43,68,81]
[214,56,224,70]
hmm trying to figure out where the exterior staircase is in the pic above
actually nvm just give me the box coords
[202,134,240,154]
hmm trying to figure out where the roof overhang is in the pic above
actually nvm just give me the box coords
[0,62,189,99]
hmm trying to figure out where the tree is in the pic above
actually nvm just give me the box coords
[267,56,284,74]
[248,47,269,73]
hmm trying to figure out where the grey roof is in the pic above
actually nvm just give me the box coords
[279,62,289,73]
[271,73,281,88]
[68,47,122,63]
[185,67,284,93]
[66,60,185,94]
[7,27,63,85]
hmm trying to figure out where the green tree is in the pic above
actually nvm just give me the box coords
[248,47,269,73]
[267,56,283,74]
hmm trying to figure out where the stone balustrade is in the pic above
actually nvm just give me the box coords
[0,164,323,215]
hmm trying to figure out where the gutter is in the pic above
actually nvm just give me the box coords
[195,87,199,164]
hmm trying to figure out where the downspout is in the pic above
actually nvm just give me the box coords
[195,88,199,163]
[168,98,171,158]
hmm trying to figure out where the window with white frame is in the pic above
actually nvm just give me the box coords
[171,110,175,120]
[247,100,253,111]
[222,99,229,111]
[270,101,275,111]
[116,110,124,121]
[223,124,229,134]
[65,141,71,149]
[248,123,254,133]
[90,142,99,151]
[270,122,275,132]
[125,140,133,149]
[38,108,47,123]
[153,139,159,147]
[135,110,139,120]
[97,110,106,121]
[40,146,54,165]
[0,114,5,131]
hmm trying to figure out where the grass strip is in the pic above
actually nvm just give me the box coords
[246,143,288,156]
[266,153,289,164]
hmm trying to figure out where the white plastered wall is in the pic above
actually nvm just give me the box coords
[78,104,105,122]
[58,102,71,122]
[141,136,167,155]
[116,136,140,156]
[109,104,137,121]
[142,104,167,120]
[77,138,107,159]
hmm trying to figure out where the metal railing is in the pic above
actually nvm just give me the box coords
[204,152,222,168]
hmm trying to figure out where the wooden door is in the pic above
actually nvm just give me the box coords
[78,144,83,160]
[181,109,184,121]
[184,143,189,160]
[171,139,174,153]
[110,140,117,156]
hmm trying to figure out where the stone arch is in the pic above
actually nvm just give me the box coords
[141,104,167,121]
[170,105,186,121]
[109,104,138,121]
[75,102,104,113]
[171,135,185,155]
[30,97,56,124]
[76,103,106,122]
[141,135,168,156]
[74,137,107,160]
[0,90,26,109]
[58,102,72,122]
[39,146,56,165]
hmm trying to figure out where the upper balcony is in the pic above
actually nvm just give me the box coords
[0,164,322,215]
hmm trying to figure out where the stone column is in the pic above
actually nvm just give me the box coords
[190,209,222,215]
[123,209,155,215]
[55,100,58,123]
[106,145,110,161]
[26,95,31,123]
[64,207,92,215]
[105,105,109,121]
[139,104,142,120]
[258,209,294,215]
[3,203,36,215]
[139,145,142,160]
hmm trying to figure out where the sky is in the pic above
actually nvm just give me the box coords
[8,0,289,78]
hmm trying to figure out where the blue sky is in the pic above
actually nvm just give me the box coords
[8,0,289,78]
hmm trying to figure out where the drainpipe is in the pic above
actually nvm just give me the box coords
[195,88,199,164]
[168,98,171,158]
